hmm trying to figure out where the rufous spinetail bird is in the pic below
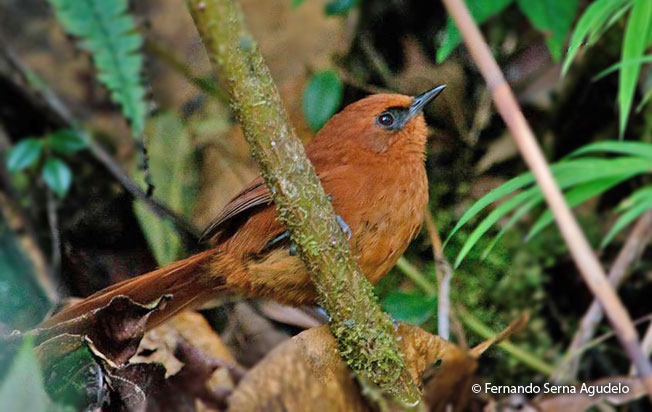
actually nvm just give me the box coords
[41,85,446,329]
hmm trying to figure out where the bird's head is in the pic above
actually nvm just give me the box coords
[312,85,445,159]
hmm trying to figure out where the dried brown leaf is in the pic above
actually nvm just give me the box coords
[228,323,476,412]
[34,295,171,365]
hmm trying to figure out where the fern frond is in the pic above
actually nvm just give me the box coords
[49,0,147,136]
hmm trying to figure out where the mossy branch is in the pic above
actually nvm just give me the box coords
[186,0,420,405]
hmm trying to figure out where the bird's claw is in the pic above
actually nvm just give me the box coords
[336,215,352,240]
[264,231,290,250]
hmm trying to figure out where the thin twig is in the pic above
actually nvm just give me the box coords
[553,210,652,383]
[441,0,652,398]
[45,189,62,282]
[635,321,652,375]
[424,209,453,340]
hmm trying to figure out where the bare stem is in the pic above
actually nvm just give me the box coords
[441,0,652,399]
[186,0,420,405]
[424,209,452,340]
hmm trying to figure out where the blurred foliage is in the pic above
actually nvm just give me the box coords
[0,337,51,412]
[381,291,437,325]
[302,70,343,131]
[6,129,86,197]
[48,0,147,136]
[133,112,198,266]
[0,215,51,331]
[437,0,578,62]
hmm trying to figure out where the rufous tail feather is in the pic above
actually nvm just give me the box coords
[39,249,223,330]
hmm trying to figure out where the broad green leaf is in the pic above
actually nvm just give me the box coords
[291,0,306,8]
[134,112,196,265]
[619,0,652,137]
[562,0,630,75]
[7,138,43,172]
[42,158,73,197]
[526,175,634,241]
[517,0,578,61]
[302,70,343,131]
[381,291,437,325]
[49,0,147,136]
[0,337,49,412]
[324,0,359,16]
[569,140,652,161]
[437,0,515,63]
[47,129,88,154]
[602,186,652,247]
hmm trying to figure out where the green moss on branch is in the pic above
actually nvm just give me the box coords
[186,0,420,405]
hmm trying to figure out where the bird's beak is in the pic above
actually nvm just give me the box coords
[407,84,446,121]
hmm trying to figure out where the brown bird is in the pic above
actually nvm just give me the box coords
[41,86,445,329]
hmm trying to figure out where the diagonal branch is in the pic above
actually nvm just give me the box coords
[441,0,652,400]
[186,0,420,405]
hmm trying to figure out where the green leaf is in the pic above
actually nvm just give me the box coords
[324,0,359,16]
[7,138,43,172]
[517,0,578,61]
[455,189,535,267]
[48,129,88,154]
[42,157,73,197]
[593,55,652,81]
[0,337,49,412]
[602,186,652,247]
[569,140,652,161]
[40,338,103,409]
[526,175,633,241]
[302,70,343,131]
[619,0,652,137]
[133,112,196,266]
[49,0,147,136]
[444,171,535,247]
[436,0,515,63]
[562,0,630,75]
[381,291,436,325]
[291,0,306,8]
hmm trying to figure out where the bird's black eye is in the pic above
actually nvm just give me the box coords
[377,112,395,128]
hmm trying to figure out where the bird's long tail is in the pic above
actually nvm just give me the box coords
[39,249,225,330]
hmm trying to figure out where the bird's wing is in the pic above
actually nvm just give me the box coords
[200,167,346,243]
[200,177,272,241]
